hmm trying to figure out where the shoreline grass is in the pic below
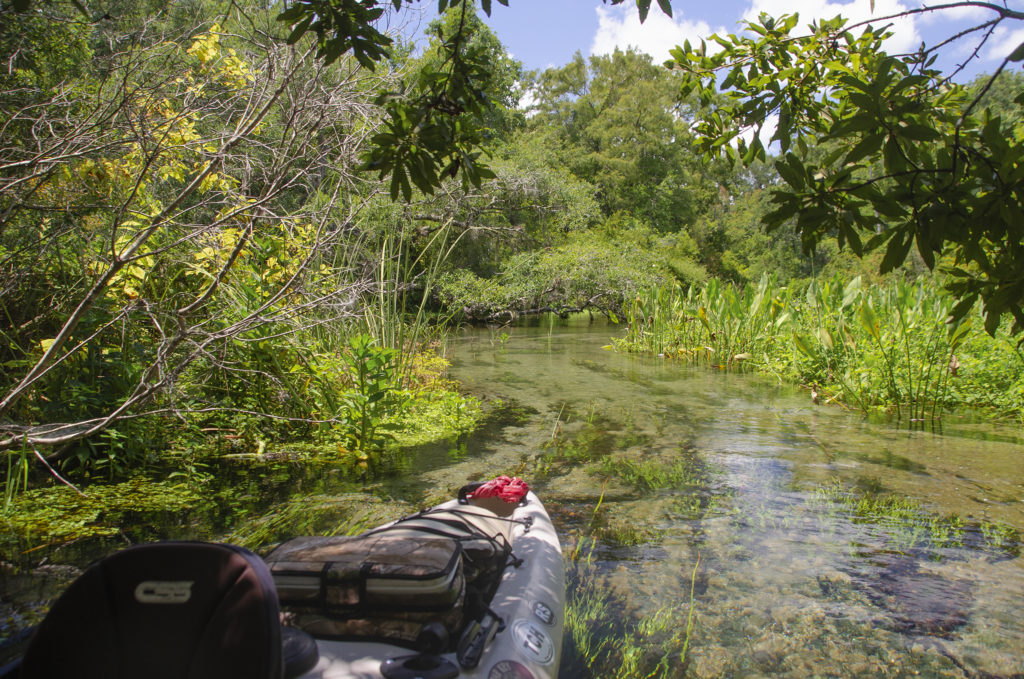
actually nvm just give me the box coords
[615,274,1024,424]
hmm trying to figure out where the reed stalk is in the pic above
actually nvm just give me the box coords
[681,552,701,665]
[618,274,1022,422]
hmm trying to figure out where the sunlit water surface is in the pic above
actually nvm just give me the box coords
[443,320,1024,678]
[2,318,1022,678]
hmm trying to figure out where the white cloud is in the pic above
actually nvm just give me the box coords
[743,0,922,55]
[518,86,539,112]
[986,25,1024,63]
[916,2,987,26]
[590,5,727,63]
[739,113,780,152]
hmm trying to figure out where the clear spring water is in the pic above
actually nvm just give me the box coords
[1,317,1021,677]
[441,319,1024,678]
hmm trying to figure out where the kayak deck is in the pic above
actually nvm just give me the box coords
[297,492,565,679]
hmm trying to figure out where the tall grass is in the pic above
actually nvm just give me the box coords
[360,214,467,378]
[618,275,1024,423]
[3,448,30,512]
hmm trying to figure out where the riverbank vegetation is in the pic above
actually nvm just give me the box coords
[4,0,1021,498]
[0,1,507,494]
[614,275,1024,422]
[1,0,1022,601]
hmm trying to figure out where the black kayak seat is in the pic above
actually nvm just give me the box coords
[10,541,318,679]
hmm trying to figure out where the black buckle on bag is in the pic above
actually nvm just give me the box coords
[455,608,505,670]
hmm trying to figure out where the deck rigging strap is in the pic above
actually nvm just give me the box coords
[371,507,530,570]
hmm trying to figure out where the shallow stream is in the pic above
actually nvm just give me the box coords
[443,319,1024,678]
[2,318,1022,677]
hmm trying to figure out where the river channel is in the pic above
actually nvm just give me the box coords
[2,318,1023,677]
[442,319,1024,678]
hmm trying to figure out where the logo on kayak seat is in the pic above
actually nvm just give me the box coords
[134,581,194,604]
[488,659,535,679]
[531,600,555,626]
[511,619,554,665]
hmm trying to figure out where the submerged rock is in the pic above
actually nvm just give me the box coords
[862,555,974,637]
[691,644,731,678]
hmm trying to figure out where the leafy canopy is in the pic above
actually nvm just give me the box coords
[279,0,674,201]
[668,5,1024,334]
[279,0,1024,334]
[13,0,1024,332]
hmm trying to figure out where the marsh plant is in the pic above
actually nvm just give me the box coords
[334,334,412,474]
[0,478,209,558]
[618,275,1024,423]
[227,493,407,550]
[598,455,702,493]
[563,553,701,679]
[805,480,1019,559]
[535,407,618,478]
[3,447,30,512]
[558,449,711,679]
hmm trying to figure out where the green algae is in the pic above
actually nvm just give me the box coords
[0,478,209,557]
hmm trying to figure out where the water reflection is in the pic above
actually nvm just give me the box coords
[2,318,1021,677]
[446,319,1024,678]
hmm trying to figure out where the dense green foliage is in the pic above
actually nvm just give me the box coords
[2,0,1022,501]
[0,0,486,481]
[268,0,1024,335]
[669,8,1024,333]
[274,0,673,202]
[616,275,1024,421]
[432,46,820,320]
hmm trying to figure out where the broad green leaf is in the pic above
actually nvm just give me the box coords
[860,301,880,341]
[984,306,1002,335]
[697,306,711,332]
[775,155,804,189]
[764,198,800,226]
[637,0,651,23]
[287,15,314,45]
[882,137,908,173]
[829,115,881,136]
[880,233,912,274]
[836,74,872,93]
[916,231,936,269]
[792,332,816,358]
[841,276,862,308]
[948,317,972,349]
[872,198,908,220]
[844,133,884,165]
[276,5,306,21]
[817,327,834,350]
[389,165,405,201]
[898,123,940,142]
[843,223,864,256]
[805,280,819,307]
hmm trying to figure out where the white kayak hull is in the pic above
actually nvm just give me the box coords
[296,491,565,679]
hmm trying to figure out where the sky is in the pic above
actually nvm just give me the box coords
[417,0,1024,83]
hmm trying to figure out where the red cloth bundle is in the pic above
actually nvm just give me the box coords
[467,476,530,504]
